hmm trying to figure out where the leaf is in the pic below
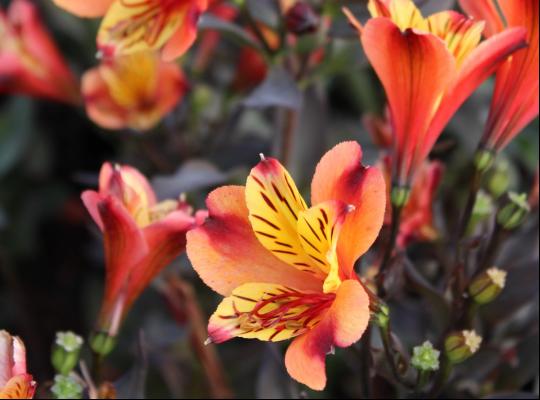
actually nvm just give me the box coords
[243,67,303,110]
[0,97,34,178]
[198,14,262,51]
[151,159,230,199]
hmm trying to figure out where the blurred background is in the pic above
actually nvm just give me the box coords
[0,0,538,398]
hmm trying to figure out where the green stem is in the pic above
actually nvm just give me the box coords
[280,109,298,168]
[429,356,453,397]
[377,204,403,297]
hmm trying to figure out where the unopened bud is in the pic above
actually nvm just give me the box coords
[486,158,513,199]
[373,302,390,329]
[445,330,482,364]
[391,186,410,208]
[51,332,84,375]
[411,341,440,372]
[90,332,116,357]
[285,2,320,35]
[467,190,494,234]
[51,374,84,399]
[469,267,507,305]
[474,149,495,173]
[497,192,530,230]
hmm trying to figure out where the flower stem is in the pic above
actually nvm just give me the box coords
[377,203,403,297]
[429,356,452,397]
[281,109,299,169]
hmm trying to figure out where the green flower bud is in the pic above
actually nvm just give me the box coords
[445,330,482,364]
[497,192,530,230]
[51,332,83,375]
[90,332,116,357]
[411,341,440,372]
[391,186,411,208]
[51,374,84,399]
[486,158,514,199]
[469,267,507,305]
[474,149,495,173]
[373,302,390,329]
[466,190,494,234]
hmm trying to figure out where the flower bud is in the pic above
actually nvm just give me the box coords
[466,190,494,234]
[486,158,514,199]
[497,192,530,230]
[444,330,482,364]
[469,267,507,305]
[51,374,84,399]
[474,149,495,173]
[391,186,411,208]
[411,341,440,372]
[90,332,117,357]
[51,331,84,375]
[285,2,320,35]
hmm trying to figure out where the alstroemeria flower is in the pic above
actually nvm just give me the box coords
[344,0,527,186]
[0,0,80,104]
[82,163,206,337]
[82,51,187,131]
[53,0,208,61]
[459,0,539,152]
[187,142,386,390]
[0,331,36,399]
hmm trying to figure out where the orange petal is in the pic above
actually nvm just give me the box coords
[424,26,528,159]
[162,3,205,62]
[124,210,196,310]
[361,18,456,184]
[284,279,370,391]
[0,375,36,399]
[186,186,322,297]
[53,0,112,17]
[208,284,333,344]
[96,196,148,325]
[246,157,325,277]
[458,0,504,37]
[311,142,386,278]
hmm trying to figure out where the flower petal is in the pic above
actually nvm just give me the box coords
[162,3,205,62]
[246,157,325,277]
[0,331,12,387]
[458,0,504,37]
[284,279,370,391]
[53,0,113,18]
[208,283,333,344]
[297,201,352,293]
[81,190,105,231]
[361,17,456,183]
[0,374,36,399]
[311,142,386,278]
[124,210,196,310]
[186,186,322,296]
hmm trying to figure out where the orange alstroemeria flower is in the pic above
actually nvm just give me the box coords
[187,142,386,390]
[0,331,36,399]
[344,0,527,186]
[82,51,187,131]
[53,0,208,61]
[82,163,207,337]
[459,0,539,152]
[0,0,80,104]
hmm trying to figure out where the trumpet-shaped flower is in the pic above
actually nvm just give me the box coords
[0,331,36,399]
[82,163,206,337]
[53,0,209,61]
[344,0,527,186]
[0,0,80,104]
[187,142,386,390]
[459,0,539,152]
[82,51,187,131]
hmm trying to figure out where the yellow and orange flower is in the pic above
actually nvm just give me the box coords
[82,51,187,131]
[53,0,208,61]
[0,331,36,399]
[82,163,206,337]
[459,0,539,152]
[0,0,80,104]
[187,142,386,390]
[344,0,527,186]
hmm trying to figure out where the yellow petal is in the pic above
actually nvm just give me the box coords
[208,283,334,343]
[369,0,427,31]
[297,201,353,293]
[246,157,325,278]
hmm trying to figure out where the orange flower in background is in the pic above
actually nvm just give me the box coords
[0,331,36,399]
[344,0,527,186]
[82,163,206,339]
[82,51,187,131]
[187,142,386,390]
[53,0,208,61]
[364,113,443,247]
[459,0,539,153]
[0,0,80,104]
